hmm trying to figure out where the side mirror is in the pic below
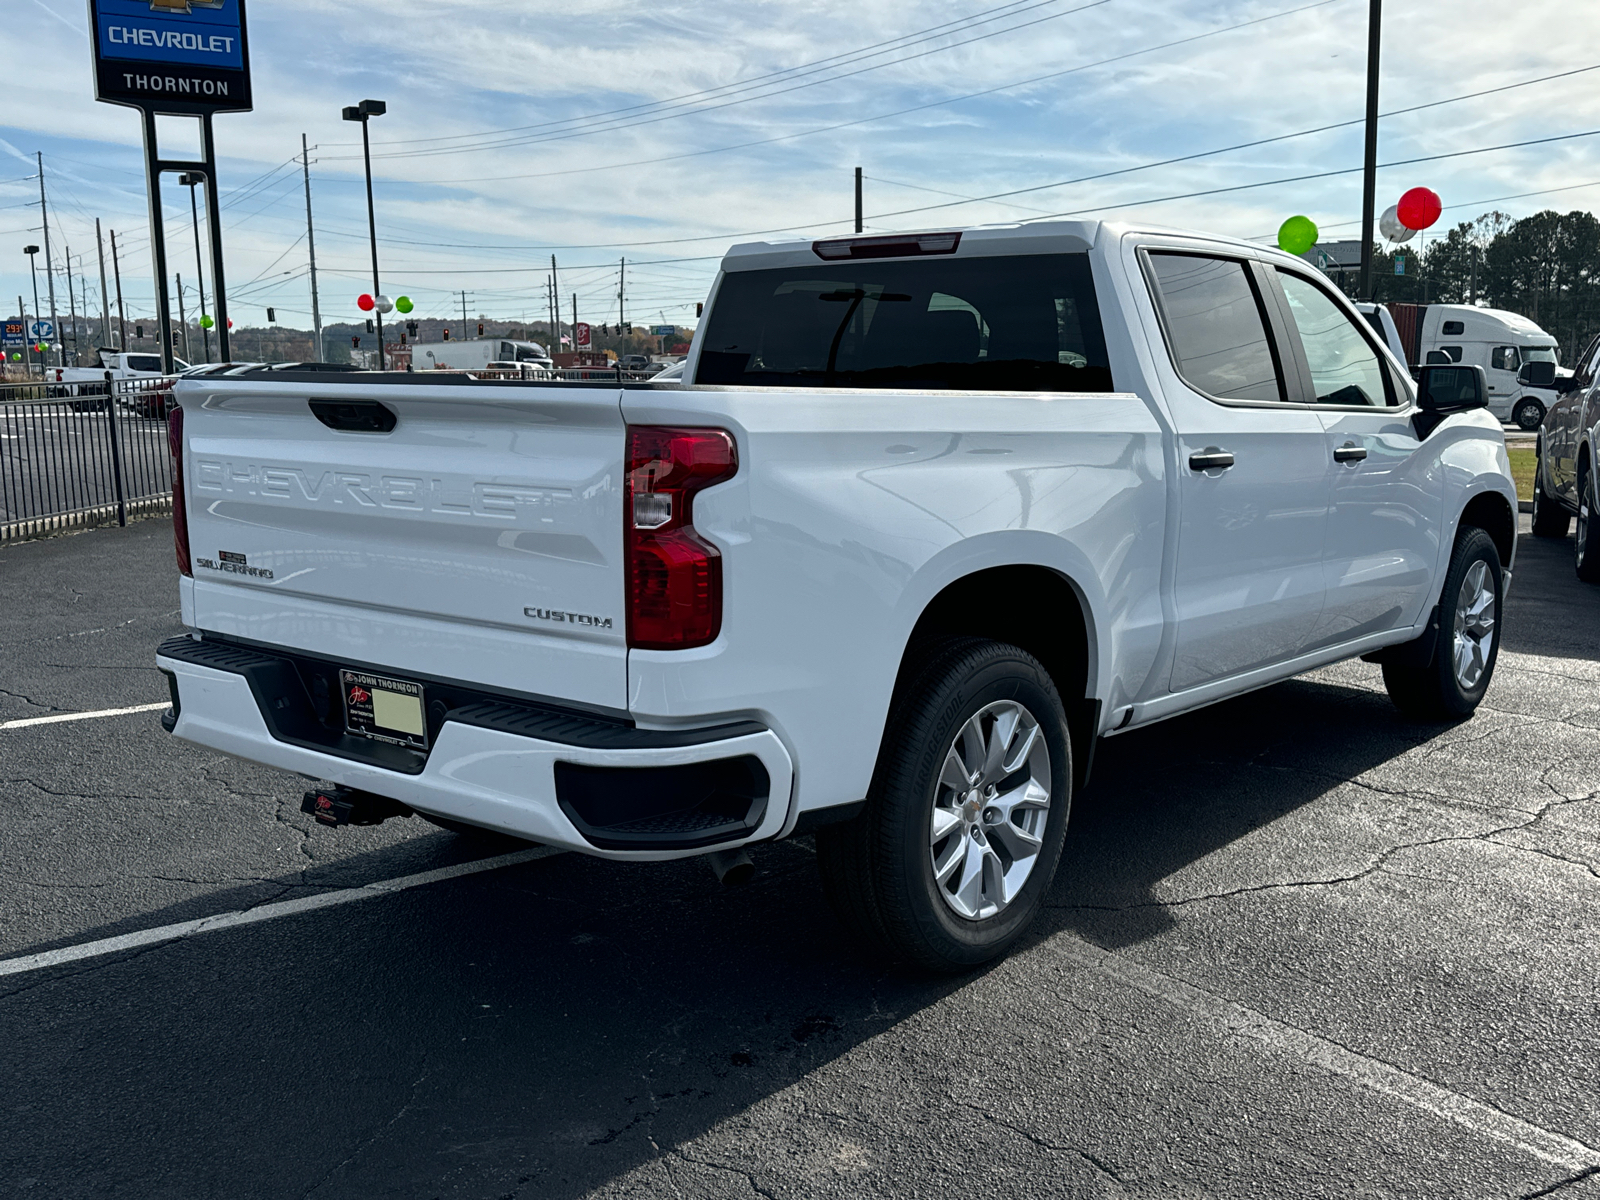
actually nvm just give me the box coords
[1518,361,1557,387]
[1417,364,1489,416]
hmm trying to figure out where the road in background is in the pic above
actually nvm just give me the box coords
[2,518,1598,1199]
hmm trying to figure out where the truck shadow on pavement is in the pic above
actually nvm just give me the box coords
[3,673,1471,1199]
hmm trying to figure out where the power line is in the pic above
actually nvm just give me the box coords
[326,0,1115,162]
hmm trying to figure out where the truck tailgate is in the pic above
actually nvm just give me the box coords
[178,379,627,710]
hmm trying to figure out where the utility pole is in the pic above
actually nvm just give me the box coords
[1356,0,1382,301]
[65,247,78,365]
[572,292,578,351]
[17,295,28,372]
[550,255,560,349]
[37,153,61,366]
[855,166,863,234]
[301,134,324,362]
[461,289,469,333]
[96,219,111,352]
[110,229,127,351]
[547,272,555,348]
[176,273,190,361]
[618,257,626,330]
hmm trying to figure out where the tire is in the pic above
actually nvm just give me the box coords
[1513,399,1545,432]
[815,638,1073,973]
[1382,526,1503,720]
[1530,445,1570,538]
[1577,460,1600,583]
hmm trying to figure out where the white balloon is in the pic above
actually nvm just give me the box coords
[1379,205,1415,243]
[375,294,394,314]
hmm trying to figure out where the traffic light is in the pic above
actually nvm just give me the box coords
[477,322,484,337]
[405,321,418,337]
[266,307,276,323]
[352,335,360,348]
[696,303,703,317]
[172,331,182,347]
[135,324,144,339]
[442,328,450,341]
[365,319,374,334]
[399,333,407,345]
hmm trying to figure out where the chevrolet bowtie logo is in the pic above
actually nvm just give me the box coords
[148,0,226,12]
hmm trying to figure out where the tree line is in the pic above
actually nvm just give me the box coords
[1332,209,1600,363]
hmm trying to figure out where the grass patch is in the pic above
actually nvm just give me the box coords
[1507,447,1535,502]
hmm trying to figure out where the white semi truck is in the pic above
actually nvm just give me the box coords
[410,337,551,372]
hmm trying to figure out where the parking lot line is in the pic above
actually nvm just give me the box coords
[0,845,561,978]
[0,702,171,730]
[1057,938,1600,1172]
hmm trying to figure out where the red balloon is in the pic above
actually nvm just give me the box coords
[357,293,375,311]
[1396,187,1441,231]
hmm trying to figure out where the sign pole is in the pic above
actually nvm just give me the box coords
[201,113,230,361]
[139,109,176,374]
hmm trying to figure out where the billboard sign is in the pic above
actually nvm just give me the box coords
[3,320,24,346]
[651,325,675,336]
[28,319,56,341]
[89,0,252,114]
[575,322,591,348]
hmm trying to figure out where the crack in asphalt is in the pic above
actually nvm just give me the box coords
[1524,1164,1600,1198]
[661,1147,779,1199]
[0,685,60,713]
[1053,780,1597,914]
[967,1106,1126,1187]
[298,1053,431,1199]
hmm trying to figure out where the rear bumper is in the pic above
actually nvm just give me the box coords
[156,639,793,860]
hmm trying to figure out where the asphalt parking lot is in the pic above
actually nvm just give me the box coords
[3,515,1599,1199]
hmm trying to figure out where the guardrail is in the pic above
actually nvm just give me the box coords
[0,374,178,544]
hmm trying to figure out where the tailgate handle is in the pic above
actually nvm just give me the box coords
[308,399,396,433]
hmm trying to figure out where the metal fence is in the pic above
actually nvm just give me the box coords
[0,375,178,544]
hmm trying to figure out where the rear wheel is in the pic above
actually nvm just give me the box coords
[1577,461,1600,583]
[1383,527,1502,719]
[815,638,1072,973]
[1513,398,1545,432]
[1530,445,1570,538]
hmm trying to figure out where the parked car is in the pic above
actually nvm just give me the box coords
[157,219,1517,971]
[1530,331,1600,580]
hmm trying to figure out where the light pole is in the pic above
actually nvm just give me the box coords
[343,99,388,369]
[178,172,212,363]
[23,244,42,372]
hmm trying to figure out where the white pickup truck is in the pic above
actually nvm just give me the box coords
[156,220,1517,970]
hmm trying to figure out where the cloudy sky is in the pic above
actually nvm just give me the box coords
[0,0,1589,341]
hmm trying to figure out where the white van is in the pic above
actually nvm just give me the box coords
[1417,305,1559,430]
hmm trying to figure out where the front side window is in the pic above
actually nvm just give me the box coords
[695,252,1112,391]
[1491,346,1521,371]
[1276,271,1389,406]
[1440,346,1463,362]
[1147,253,1282,403]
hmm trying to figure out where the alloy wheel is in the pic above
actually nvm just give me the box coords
[1452,560,1497,690]
[929,700,1051,921]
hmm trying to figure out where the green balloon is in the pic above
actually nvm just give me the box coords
[395,295,413,314]
[199,314,215,329]
[1278,215,1318,256]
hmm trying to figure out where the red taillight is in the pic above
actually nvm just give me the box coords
[168,405,191,577]
[625,426,737,650]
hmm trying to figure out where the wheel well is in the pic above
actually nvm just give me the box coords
[1459,490,1515,568]
[899,565,1097,785]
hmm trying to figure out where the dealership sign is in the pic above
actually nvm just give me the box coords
[88,0,252,113]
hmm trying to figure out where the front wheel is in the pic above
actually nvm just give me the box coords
[1383,527,1502,719]
[1514,399,1546,432]
[815,638,1072,973]
[1577,463,1600,583]
[1530,447,1570,538]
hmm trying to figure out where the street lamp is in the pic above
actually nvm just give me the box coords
[342,99,388,370]
[23,244,41,373]
[177,172,212,364]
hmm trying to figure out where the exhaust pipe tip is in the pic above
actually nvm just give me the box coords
[707,848,754,887]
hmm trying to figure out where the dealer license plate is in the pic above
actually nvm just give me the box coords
[341,670,428,750]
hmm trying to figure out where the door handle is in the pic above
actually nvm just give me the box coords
[1188,447,1235,471]
[1333,442,1367,463]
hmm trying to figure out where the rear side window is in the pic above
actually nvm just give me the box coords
[125,354,163,372]
[695,253,1112,391]
[1147,253,1283,403]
